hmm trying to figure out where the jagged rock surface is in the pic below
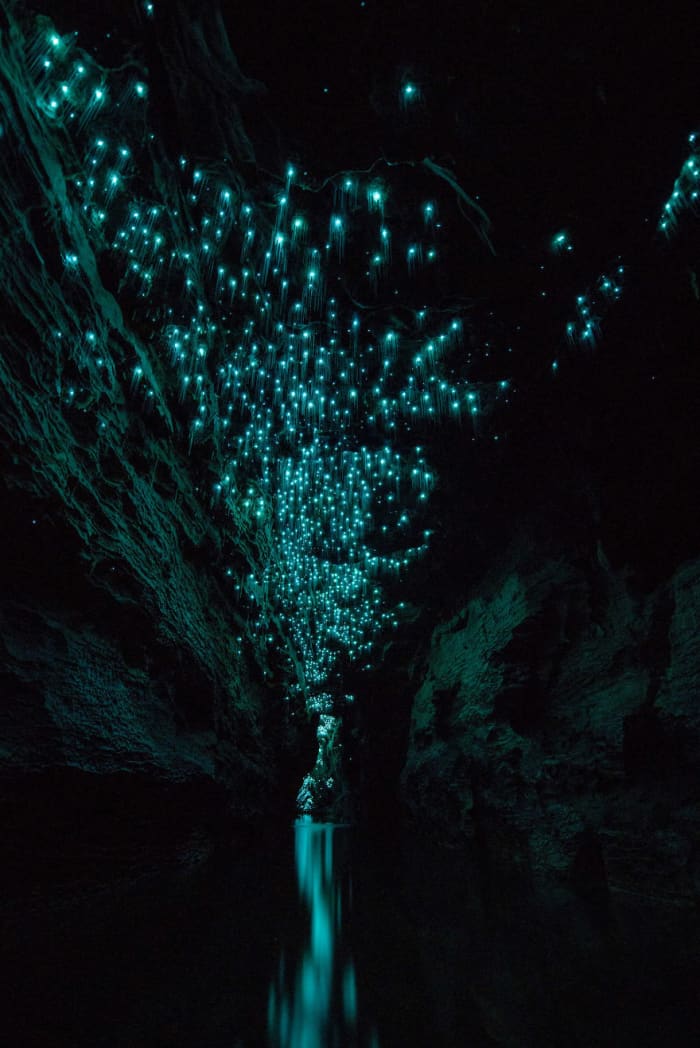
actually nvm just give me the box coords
[402,532,700,902]
[0,1,304,882]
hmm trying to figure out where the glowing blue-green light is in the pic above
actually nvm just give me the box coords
[16,15,515,780]
[401,81,420,108]
[550,229,572,254]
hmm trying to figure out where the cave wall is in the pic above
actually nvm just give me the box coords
[394,207,700,901]
[402,528,700,901]
[0,1,308,887]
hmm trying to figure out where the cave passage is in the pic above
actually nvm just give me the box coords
[1,1,699,1045]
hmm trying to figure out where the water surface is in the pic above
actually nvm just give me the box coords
[2,821,696,1046]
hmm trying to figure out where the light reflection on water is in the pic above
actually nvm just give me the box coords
[268,818,379,1048]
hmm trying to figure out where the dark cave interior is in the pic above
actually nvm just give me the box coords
[0,1,699,1045]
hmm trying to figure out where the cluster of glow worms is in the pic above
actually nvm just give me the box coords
[22,19,510,703]
[20,17,697,707]
[658,131,700,236]
[565,263,625,349]
[563,131,700,351]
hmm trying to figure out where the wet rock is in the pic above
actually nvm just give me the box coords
[403,537,700,903]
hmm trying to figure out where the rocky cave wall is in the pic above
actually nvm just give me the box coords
[0,0,307,886]
[394,269,700,905]
[402,535,700,900]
